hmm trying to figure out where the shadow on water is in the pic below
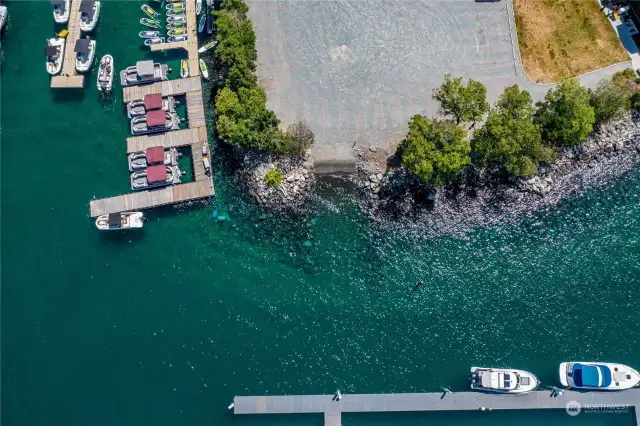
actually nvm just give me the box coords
[97,226,146,246]
[52,87,86,103]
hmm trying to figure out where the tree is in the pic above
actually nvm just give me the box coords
[589,79,630,127]
[400,115,470,186]
[534,78,595,147]
[474,85,555,177]
[285,121,315,155]
[432,74,489,125]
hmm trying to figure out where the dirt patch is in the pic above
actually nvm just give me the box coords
[515,0,628,83]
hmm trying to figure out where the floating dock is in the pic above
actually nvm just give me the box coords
[50,0,85,89]
[89,0,214,218]
[234,390,640,426]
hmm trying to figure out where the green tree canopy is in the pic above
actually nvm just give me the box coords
[432,73,489,125]
[589,78,630,127]
[400,115,470,186]
[534,78,595,147]
[474,85,555,177]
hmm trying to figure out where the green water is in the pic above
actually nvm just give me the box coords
[2,2,640,426]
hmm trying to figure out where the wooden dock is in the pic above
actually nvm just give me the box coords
[186,91,206,127]
[122,77,202,103]
[234,390,640,426]
[50,0,85,88]
[126,128,208,153]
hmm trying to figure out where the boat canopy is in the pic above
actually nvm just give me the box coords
[80,0,95,16]
[147,165,167,183]
[144,93,163,110]
[74,38,90,53]
[136,60,155,77]
[108,213,121,228]
[146,110,166,127]
[573,364,612,387]
[146,146,165,164]
[45,45,59,56]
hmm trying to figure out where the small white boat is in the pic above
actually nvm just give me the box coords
[166,15,185,24]
[75,38,96,72]
[144,37,165,46]
[470,367,539,394]
[167,28,184,36]
[45,38,65,75]
[199,58,208,79]
[0,6,8,31]
[139,30,160,38]
[198,13,205,33]
[198,40,218,53]
[140,18,160,28]
[166,2,185,9]
[130,165,182,190]
[128,146,180,172]
[167,35,187,42]
[196,0,202,14]
[166,8,184,16]
[95,212,145,231]
[559,362,640,390]
[97,54,114,92]
[52,0,69,24]
[79,0,100,32]
[141,4,159,18]
[180,59,188,78]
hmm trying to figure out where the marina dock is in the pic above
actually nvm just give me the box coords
[234,390,640,426]
[89,0,214,218]
[50,0,85,89]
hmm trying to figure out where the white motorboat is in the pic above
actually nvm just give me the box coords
[199,58,208,79]
[45,38,65,75]
[167,35,187,43]
[119,60,169,86]
[128,146,180,172]
[79,0,100,32]
[75,38,95,72]
[130,165,182,191]
[0,6,8,32]
[52,0,69,24]
[141,4,159,19]
[97,54,114,92]
[126,93,177,118]
[95,212,145,230]
[196,0,202,14]
[166,15,185,24]
[559,362,640,390]
[130,110,179,135]
[180,59,188,78]
[198,40,218,53]
[470,367,539,394]
[144,37,165,46]
[139,30,160,38]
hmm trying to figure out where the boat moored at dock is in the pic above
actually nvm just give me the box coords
[166,8,184,16]
[51,0,69,24]
[199,59,208,79]
[79,0,100,32]
[141,4,159,19]
[559,362,640,390]
[97,54,114,92]
[140,18,160,28]
[144,37,165,47]
[130,164,182,190]
[75,38,96,72]
[196,0,202,15]
[128,146,180,172]
[130,110,180,135]
[119,60,169,86]
[45,38,65,75]
[167,35,187,43]
[95,212,145,230]
[198,40,218,53]
[166,2,185,9]
[139,30,160,38]
[470,367,539,394]
[166,15,185,24]
[126,93,177,118]
[180,59,188,78]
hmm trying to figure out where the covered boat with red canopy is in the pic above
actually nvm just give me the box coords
[127,145,181,172]
[130,164,182,190]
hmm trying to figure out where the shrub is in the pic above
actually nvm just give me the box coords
[285,121,315,155]
[631,92,640,110]
[264,169,283,187]
[589,79,630,127]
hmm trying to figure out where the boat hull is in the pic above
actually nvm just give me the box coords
[53,0,70,24]
[559,362,640,390]
[75,40,96,72]
[79,1,100,32]
[97,54,114,92]
[95,212,144,230]
[469,367,539,394]
[46,38,65,75]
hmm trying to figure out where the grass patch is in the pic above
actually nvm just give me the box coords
[514,0,628,83]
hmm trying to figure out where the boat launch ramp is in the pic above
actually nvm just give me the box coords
[50,0,84,88]
[234,390,640,426]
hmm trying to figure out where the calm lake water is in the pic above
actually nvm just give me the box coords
[1,1,639,426]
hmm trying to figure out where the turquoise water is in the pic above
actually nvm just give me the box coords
[2,2,640,426]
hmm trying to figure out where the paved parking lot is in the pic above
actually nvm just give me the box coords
[247,0,628,169]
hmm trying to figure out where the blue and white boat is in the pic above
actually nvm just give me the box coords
[559,362,640,390]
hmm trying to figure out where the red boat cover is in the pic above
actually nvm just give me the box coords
[144,93,163,110]
[146,146,164,164]
[146,109,166,127]
[147,165,167,184]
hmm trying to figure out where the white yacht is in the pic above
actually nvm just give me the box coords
[0,6,8,32]
[470,367,539,394]
[130,110,179,135]
[95,212,145,231]
[79,0,100,32]
[52,0,69,24]
[128,146,180,172]
[75,38,95,72]
[126,93,177,118]
[45,38,65,75]
[559,362,640,390]
[130,165,182,191]
[119,60,169,86]
[97,54,113,92]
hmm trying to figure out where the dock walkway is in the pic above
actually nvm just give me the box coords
[122,77,202,103]
[235,390,640,426]
[50,0,84,88]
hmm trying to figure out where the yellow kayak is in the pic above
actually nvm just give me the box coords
[57,29,69,38]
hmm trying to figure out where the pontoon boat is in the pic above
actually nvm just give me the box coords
[126,93,177,118]
[119,60,169,86]
[130,110,179,135]
[130,164,182,190]
[128,146,180,171]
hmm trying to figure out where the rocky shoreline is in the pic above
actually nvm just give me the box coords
[354,112,640,235]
